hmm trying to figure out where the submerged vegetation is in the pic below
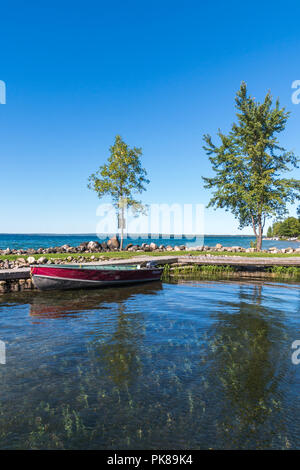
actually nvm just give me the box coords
[0,282,296,449]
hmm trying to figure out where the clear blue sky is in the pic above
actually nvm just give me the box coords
[1,0,300,234]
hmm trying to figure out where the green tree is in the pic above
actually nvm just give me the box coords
[271,221,282,237]
[88,135,149,250]
[202,83,300,250]
[271,217,300,238]
[267,226,273,238]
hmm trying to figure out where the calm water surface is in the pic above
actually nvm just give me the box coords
[0,279,300,449]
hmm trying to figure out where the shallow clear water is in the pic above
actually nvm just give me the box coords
[0,233,299,250]
[0,280,300,449]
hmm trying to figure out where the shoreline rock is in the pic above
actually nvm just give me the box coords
[0,238,300,270]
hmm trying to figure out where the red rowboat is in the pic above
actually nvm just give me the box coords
[30,262,163,291]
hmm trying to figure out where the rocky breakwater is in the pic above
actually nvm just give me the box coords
[0,237,188,270]
[0,239,117,270]
[1,239,300,272]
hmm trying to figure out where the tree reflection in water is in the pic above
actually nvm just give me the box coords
[89,302,144,387]
[206,282,290,448]
[0,279,297,449]
[30,283,162,387]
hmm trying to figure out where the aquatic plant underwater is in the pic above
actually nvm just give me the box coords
[0,280,299,449]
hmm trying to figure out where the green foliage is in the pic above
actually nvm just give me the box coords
[88,135,149,208]
[270,217,300,238]
[88,135,149,248]
[163,264,235,279]
[267,226,273,237]
[267,265,300,278]
[202,82,300,250]
[162,262,300,281]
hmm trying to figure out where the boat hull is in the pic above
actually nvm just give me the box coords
[31,265,163,291]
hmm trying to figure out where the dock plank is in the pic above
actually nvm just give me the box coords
[178,255,300,267]
[1,254,300,282]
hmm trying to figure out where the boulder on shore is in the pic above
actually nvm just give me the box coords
[79,242,88,248]
[87,241,100,251]
[61,244,71,252]
[149,242,158,251]
[107,236,120,250]
[230,246,243,252]
[128,245,139,251]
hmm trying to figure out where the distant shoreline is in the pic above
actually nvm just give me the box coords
[0,233,256,237]
[0,234,299,252]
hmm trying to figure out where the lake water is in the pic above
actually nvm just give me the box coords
[0,279,300,449]
[0,233,299,250]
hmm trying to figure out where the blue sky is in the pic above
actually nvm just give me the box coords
[1,0,300,234]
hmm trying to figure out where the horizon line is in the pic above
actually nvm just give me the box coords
[0,232,256,236]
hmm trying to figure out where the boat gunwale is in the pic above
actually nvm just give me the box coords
[30,264,162,272]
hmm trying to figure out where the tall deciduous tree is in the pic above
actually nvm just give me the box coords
[88,135,149,250]
[202,82,300,250]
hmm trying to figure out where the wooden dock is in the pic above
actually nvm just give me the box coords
[178,255,300,268]
[1,255,300,281]
[0,254,300,293]
[0,268,31,281]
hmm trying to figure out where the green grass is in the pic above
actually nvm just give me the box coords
[1,249,300,262]
[266,266,300,277]
[162,264,236,280]
[0,251,141,262]
[162,263,300,280]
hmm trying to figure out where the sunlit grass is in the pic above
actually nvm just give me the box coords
[1,249,300,262]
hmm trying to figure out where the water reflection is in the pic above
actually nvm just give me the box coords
[89,302,145,387]
[206,283,290,448]
[0,280,299,449]
[29,282,163,319]
[29,284,161,387]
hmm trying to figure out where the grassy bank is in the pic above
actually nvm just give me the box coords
[266,266,300,278]
[162,263,300,280]
[2,249,300,262]
[162,264,235,280]
[0,251,139,262]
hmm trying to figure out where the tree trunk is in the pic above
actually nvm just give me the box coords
[251,214,259,251]
[120,204,124,251]
[257,218,263,251]
[251,214,257,238]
